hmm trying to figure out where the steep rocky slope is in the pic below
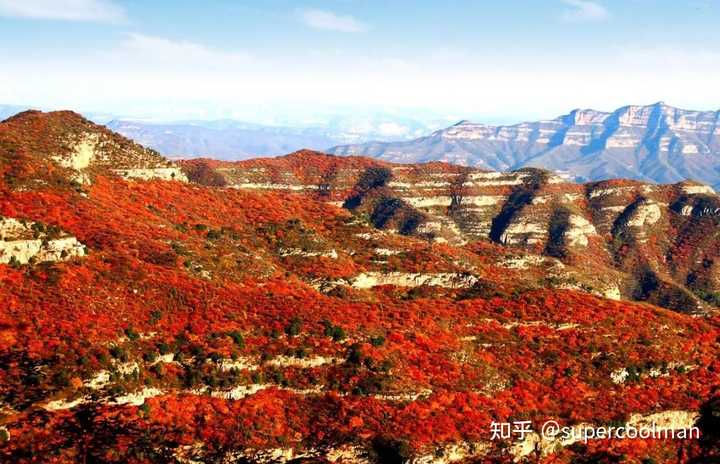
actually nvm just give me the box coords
[0,110,186,268]
[0,110,187,189]
[187,151,720,314]
[329,102,720,189]
[1,119,720,463]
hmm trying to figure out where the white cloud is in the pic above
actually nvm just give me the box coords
[299,8,366,32]
[2,34,719,123]
[561,0,609,22]
[120,34,253,69]
[0,0,126,22]
[377,122,410,137]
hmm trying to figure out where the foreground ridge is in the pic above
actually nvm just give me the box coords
[1,114,719,463]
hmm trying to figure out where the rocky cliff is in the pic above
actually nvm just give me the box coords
[189,150,720,313]
[329,102,720,189]
[0,217,86,265]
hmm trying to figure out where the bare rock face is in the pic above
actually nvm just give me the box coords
[499,219,545,246]
[350,272,478,289]
[563,215,597,247]
[112,167,187,182]
[0,217,86,265]
[202,151,720,313]
[329,102,720,190]
[625,200,662,228]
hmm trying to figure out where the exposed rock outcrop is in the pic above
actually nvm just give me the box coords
[205,151,720,313]
[314,272,479,291]
[350,272,478,289]
[0,217,86,265]
[112,167,188,182]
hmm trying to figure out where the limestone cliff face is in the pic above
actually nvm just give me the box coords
[329,102,720,190]
[0,217,86,265]
[195,151,720,313]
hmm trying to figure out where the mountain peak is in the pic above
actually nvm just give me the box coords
[234,149,384,174]
[285,149,338,159]
[1,109,95,131]
[564,108,610,125]
[0,110,186,188]
[330,103,720,189]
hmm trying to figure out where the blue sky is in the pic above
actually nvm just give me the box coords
[1,0,719,124]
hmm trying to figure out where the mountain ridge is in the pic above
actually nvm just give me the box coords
[0,110,187,187]
[2,111,720,462]
[329,102,720,189]
[182,148,720,314]
[104,115,441,159]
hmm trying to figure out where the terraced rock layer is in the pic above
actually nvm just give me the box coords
[187,151,720,313]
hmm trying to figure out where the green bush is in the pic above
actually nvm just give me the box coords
[227,330,245,348]
[285,317,302,337]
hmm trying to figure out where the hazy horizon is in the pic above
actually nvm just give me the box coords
[3,100,718,131]
[2,0,719,126]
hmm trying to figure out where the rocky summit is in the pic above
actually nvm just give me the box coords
[329,102,720,189]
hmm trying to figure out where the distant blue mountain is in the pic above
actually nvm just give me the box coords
[329,103,720,189]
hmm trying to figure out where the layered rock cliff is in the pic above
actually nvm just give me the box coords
[188,151,720,313]
[0,217,86,265]
[329,102,720,189]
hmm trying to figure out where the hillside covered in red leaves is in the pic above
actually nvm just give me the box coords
[1,111,720,463]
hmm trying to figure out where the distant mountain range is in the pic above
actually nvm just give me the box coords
[105,116,445,159]
[6,103,720,188]
[0,104,444,159]
[104,119,340,159]
[329,102,720,189]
